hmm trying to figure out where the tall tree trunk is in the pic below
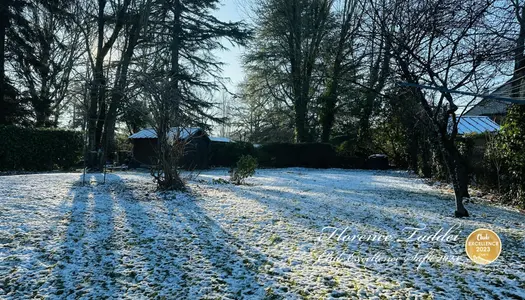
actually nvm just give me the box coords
[320,57,342,142]
[102,105,117,160]
[440,131,469,217]
[155,0,183,190]
[320,92,336,142]
[420,138,432,178]
[407,130,419,173]
[320,0,359,142]
[88,59,105,167]
[358,92,376,144]
[35,12,53,127]
[102,17,142,162]
[294,98,308,142]
[170,0,182,124]
[0,1,8,125]
[86,0,131,167]
[87,0,107,167]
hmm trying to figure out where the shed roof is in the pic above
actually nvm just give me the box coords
[129,127,202,139]
[454,116,500,135]
[209,136,233,143]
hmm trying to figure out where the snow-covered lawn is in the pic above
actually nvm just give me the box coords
[1,169,524,299]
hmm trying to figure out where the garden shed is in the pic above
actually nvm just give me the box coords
[129,127,210,169]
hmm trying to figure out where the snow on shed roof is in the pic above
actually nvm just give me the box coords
[129,127,202,139]
[209,136,233,143]
[455,116,500,135]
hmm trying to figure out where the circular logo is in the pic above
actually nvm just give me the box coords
[465,228,502,264]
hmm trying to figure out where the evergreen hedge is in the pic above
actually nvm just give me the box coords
[209,141,370,169]
[0,126,83,171]
[256,143,337,168]
[209,141,256,167]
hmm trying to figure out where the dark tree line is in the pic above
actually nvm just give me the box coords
[1,0,78,126]
[0,0,250,189]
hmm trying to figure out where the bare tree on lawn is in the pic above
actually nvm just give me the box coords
[382,0,507,217]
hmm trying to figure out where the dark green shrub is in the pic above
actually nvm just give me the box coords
[0,125,83,171]
[482,133,505,193]
[498,104,525,207]
[230,155,258,184]
[209,141,255,167]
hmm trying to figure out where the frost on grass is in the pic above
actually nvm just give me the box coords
[1,169,524,299]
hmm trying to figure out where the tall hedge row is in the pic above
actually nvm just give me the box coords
[0,126,83,171]
[209,141,256,167]
[256,143,337,168]
[209,142,366,169]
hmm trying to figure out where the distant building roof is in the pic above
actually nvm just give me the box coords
[209,136,234,143]
[454,116,500,135]
[464,82,512,117]
[129,127,202,140]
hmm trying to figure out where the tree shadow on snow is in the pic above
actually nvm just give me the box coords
[200,170,525,299]
[52,173,280,299]
[51,174,121,298]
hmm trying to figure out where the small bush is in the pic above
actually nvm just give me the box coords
[212,178,230,185]
[230,155,258,185]
[499,105,525,207]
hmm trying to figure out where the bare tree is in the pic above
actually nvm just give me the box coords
[355,0,390,144]
[383,0,505,217]
[232,78,295,143]
[74,0,133,166]
[101,0,153,161]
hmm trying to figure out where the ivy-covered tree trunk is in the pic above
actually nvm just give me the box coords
[85,0,132,168]
[101,9,146,163]
[294,98,309,143]
[320,89,337,143]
